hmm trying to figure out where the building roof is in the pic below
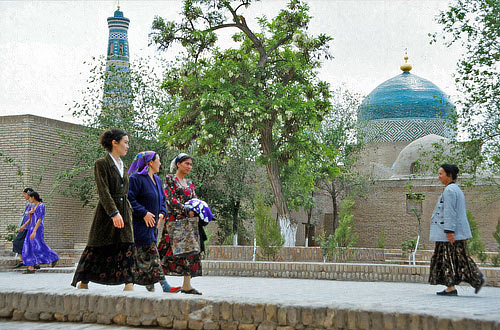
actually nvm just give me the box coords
[358,72,454,122]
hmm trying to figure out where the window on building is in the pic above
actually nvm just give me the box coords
[108,43,113,56]
[119,43,124,55]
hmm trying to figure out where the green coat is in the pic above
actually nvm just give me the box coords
[87,154,134,247]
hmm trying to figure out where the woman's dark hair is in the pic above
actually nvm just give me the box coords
[100,129,128,152]
[440,164,459,181]
[28,191,43,202]
[23,187,33,194]
[176,154,193,167]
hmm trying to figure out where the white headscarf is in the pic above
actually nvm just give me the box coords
[170,153,190,173]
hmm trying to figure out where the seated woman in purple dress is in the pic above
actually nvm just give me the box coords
[20,191,59,274]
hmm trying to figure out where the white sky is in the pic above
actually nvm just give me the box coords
[0,0,461,124]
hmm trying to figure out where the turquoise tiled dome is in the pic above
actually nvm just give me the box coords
[359,72,454,121]
[357,71,455,142]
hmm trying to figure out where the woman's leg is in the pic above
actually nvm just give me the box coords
[182,276,192,290]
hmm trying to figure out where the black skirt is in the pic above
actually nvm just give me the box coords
[429,240,483,289]
[71,243,135,286]
[12,230,27,254]
[133,242,165,285]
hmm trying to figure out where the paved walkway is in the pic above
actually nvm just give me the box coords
[0,272,499,325]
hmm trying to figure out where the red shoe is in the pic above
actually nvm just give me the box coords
[169,286,182,293]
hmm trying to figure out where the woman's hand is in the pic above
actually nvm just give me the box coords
[157,214,164,229]
[112,213,124,228]
[18,226,25,232]
[28,209,35,215]
[446,232,455,243]
[30,232,36,240]
[144,212,156,227]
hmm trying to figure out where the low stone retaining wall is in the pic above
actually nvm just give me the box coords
[203,261,500,287]
[0,291,498,329]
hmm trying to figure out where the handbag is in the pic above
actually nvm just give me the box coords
[167,216,201,257]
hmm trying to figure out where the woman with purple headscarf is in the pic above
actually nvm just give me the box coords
[127,151,181,293]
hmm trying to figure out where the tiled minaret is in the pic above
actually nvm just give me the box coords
[102,5,133,120]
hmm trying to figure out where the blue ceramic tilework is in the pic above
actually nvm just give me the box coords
[358,72,454,121]
[361,118,453,142]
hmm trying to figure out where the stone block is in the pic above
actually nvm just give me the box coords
[409,314,421,330]
[241,304,254,324]
[157,316,174,328]
[395,313,408,329]
[188,319,204,330]
[358,311,370,330]
[383,312,395,330]
[313,308,326,328]
[203,320,220,330]
[96,313,112,324]
[233,303,243,321]
[238,324,256,330]
[82,312,97,323]
[450,318,466,330]
[63,294,73,313]
[113,313,127,325]
[54,312,67,322]
[39,312,54,321]
[12,309,24,321]
[221,302,232,321]
[174,320,188,330]
[301,308,314,326]
[265,304,277,323]
[19,294,28,310]
[153,299,169,317]
[220,320,238,330]
[347,310,357,329]
[276,327,295,330]
[24,311,40,321]
[277,307,287,325]
[323,309,335,329]
[0,307,13,318]
[436,318,451,330]
[143,298,153,315]
[127,316,142,326]
[257,320,277,330]
[68,313,82,322]
[253,304,265,323]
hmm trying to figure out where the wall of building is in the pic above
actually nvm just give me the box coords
[0,115,94,250]
[350,178,500,251]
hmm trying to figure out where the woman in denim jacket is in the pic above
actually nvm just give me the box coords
[429,164,485,296]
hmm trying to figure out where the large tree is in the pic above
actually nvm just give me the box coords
[432,0,500,182]
[150,0,333,246]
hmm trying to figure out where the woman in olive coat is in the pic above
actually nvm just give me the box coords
[71,129,135,291]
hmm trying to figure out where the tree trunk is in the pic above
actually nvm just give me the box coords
[232,199,240,246]
[261,125,296,247]
[331,182,338,232]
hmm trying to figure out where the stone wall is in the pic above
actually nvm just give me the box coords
[0,115,94,249]
[1,290,498,329]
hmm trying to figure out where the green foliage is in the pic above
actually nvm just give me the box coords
[492,217,500,267]
[314,231,336,262]
[151,0,335,228]
[466,211,487,263]
[376,231,386,249]
[401,237,418,253]
[254,194,284,260]
[3,224,18,242]
[334,198,358,248]
[432,0,500,185]
[64,56,172,207]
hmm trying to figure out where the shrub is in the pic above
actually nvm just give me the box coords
[3,224,18,242]
[401,237,418,254]
[254,194,284,261]
[492,217,500,267]
[466,211,487,263]
[377,231,386,249]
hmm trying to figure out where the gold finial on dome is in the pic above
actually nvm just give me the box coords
[117,0,120,9]
[400,51,412,72]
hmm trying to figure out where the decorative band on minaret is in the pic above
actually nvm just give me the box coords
[106,7,130,71]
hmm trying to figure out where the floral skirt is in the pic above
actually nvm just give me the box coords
[429,240,483,289]
[158,222,202,277]
[71,243,135,286]
[133,242,165,285]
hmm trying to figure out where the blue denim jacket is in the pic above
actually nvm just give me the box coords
[429,183,472,242]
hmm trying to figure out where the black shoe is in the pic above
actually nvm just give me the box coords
[146,284,155,292]
[437,289,458,296]
[34,264,40,269]
[12,262,25,269]
[50,260,57,268]
[475,274,486,294]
